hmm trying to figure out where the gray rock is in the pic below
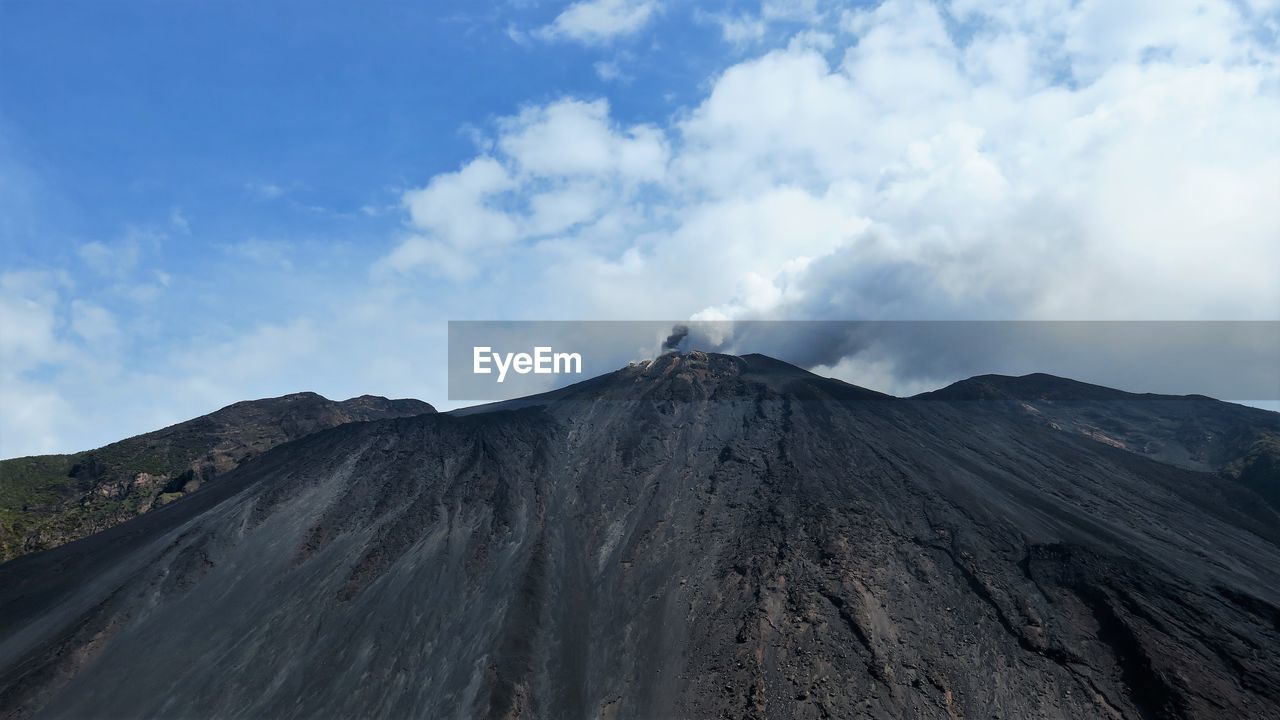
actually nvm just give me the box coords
[0,353,1276,719]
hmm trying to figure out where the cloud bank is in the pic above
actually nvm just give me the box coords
[389,0,1280,327]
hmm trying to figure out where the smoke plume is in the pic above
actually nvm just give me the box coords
[661,324,689,354]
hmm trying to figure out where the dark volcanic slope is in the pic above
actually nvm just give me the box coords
[918,373,1280,507]
[0,392,435,561]
[2,353,1278,719]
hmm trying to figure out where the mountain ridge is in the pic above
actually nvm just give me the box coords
[914,368,1280,506]
[0,391,435,561]
[916,371,1232,403]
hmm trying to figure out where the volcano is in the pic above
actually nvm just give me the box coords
[1,352,1277,719]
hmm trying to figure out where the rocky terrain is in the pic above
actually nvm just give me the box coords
[0,392,435,561]
[916,373,1280,508]
[0,352,1277,719]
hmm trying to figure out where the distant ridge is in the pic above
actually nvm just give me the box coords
[915,372,1138,402]
[916,371,1280,505]
[0,392,434,561]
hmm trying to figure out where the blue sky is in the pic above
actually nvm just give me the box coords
[2,0,1279,457]
[2,0,724,268]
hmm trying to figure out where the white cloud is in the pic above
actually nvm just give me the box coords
[69,301,119,346]
[537,0,658,45]
[224,239,296,272]
[675,49,866,196]
[77,225,166,278]
[1064,0,1247,79]
[703,0,830,46]
[0,271,455,457]
[244,181,286,200]
[2,225,176,455]
[0,378,75,458]
[0,271,66,374]
[498,99,668,181]
[594,60,626,82]
[377,236,477,278]
[169,207,190,234]
[381,0,1280,326]
[402,156,518,249]
[376,158,518,278]
[0,272,83,457]
[760,0,825,24]
[713,14,768,44]
[78,239,138,277]
[380,99,668,278]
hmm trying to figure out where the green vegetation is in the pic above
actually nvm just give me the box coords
[155,492,185,507]
[0,453,81,560]
[0,434,206,562]
[0,395,437,562]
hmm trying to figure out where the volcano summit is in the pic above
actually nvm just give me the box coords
[1,352,1278,719]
